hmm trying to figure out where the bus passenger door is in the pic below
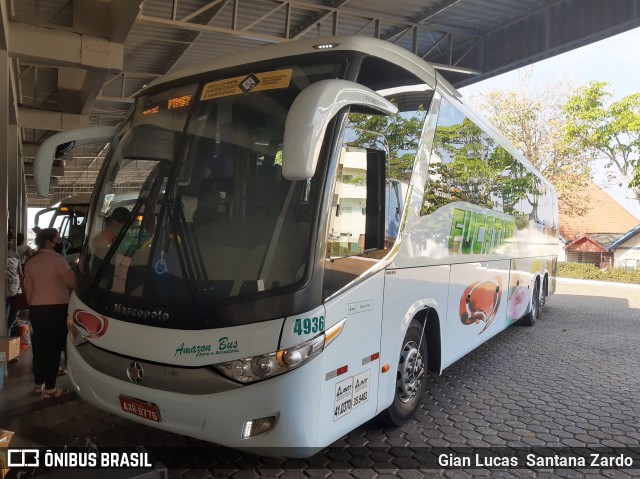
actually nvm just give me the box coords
[320,272,384,444]
[316,139,386,446]
[442,260,510,368]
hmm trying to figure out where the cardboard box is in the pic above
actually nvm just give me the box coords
[0,338,19,362]
[0,429,15,479]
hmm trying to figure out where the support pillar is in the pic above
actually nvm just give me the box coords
[0,49,9,335]
[7,124,18,238]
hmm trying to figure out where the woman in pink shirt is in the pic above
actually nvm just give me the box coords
[23,228,76,399]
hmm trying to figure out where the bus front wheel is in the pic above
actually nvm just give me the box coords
[380,320,427,426]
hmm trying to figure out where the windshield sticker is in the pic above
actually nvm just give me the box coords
[352,370,370,410]
[333,376,353,421]
[201,69,293,101]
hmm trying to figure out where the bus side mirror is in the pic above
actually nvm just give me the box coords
[35,126,118,197]
[282,80,397,181]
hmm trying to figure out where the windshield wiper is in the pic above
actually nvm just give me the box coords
[165,200,211,321]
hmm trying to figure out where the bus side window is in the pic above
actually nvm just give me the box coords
[322,124,388,299]
[422,97,507,217]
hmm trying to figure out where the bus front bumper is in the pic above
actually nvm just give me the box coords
[67,337,323,456]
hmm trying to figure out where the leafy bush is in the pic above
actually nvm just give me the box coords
[558,262,640,284]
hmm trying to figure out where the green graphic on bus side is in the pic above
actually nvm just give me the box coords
[448,207,515,255]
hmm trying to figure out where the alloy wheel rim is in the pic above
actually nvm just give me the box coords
[397,340,424,403]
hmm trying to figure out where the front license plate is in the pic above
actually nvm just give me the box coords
[119,395,161,422]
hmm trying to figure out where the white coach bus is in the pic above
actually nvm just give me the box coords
[34,193,92,261]
[33,192,139,264]
[35,36,558,455]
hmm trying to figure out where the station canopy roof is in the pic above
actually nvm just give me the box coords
[7,0,640,207]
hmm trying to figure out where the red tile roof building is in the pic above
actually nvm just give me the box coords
[560,182,640,266]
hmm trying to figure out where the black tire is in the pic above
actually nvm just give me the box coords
[520,281,540,327]
[379,320,427,426]
[540,276,548,309]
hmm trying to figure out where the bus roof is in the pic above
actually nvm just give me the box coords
[57,193,92,206]
[144,35,438,94]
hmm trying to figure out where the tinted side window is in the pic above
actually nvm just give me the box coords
[422,97,509,216]
[423,97,554,237]
[354,56,433,248]
[322,58,433,299]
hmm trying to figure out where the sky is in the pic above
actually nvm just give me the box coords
[459,26,640,220]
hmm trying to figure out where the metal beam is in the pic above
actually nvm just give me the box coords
[24,164,64,176]
[241,2,286,32]
[0,0,8,50]
[25,176,58,187]
[18,107,89,131]
[71,0,142,44]
[141,1,479,46]
[9,22,123,72]
[430,62,481,75]
[180,0,227,23]
[452,0,640,88]
[58,67,85,113]
[21,143,38,157]
[383,0,462,41]
[108,0,142,43]
[26,185,56,195]
[138,1,230,90]
[138,14,285,43]
[290,0,351,40]
[96,95,135,104]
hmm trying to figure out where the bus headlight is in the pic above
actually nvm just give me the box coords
[213,318,345,384]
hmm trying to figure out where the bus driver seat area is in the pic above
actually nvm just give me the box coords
[187,128,308,297]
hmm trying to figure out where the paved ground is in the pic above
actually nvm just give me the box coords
[1,278,639,478]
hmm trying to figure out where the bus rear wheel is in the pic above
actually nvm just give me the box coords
[520,281,540,327]
[540,276,548,308]
[380,320,427,426]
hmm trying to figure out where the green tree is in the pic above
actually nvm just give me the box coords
[347,107,425,182]
[563,81,640,204]
[474,72,593,217]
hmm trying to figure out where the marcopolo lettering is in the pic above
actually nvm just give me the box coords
[113,304,170,321]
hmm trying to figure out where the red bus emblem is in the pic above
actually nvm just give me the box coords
[459,277,502,334]
[73,309,109,338]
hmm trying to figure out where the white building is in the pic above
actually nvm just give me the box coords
[607,225,640,269]
[329,147,368,255]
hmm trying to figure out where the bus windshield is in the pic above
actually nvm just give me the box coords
[81,58,345,317]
